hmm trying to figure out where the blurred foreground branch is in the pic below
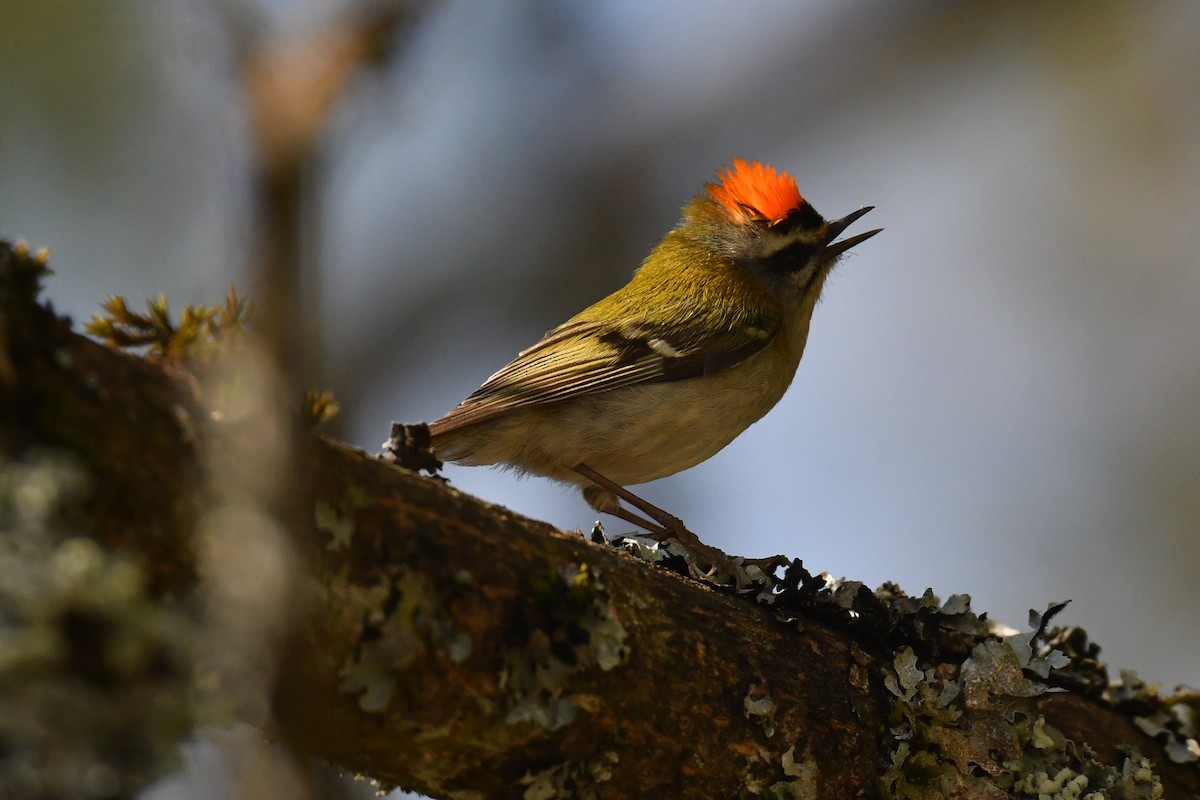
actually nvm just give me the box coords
[2,241,1198,799]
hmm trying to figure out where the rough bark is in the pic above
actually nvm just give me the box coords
[2,242,1197,799]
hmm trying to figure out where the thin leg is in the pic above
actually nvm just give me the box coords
[572,464,684,532]
[606,505,667,536]
[571,462,737,580]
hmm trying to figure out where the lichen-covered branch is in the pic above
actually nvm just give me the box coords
[2,240,1198,799]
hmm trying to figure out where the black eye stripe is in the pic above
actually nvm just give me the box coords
[762,240,820,274]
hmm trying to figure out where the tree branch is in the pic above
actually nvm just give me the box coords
[2,241,1197,799]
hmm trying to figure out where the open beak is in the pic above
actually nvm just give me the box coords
[823,206,882,260]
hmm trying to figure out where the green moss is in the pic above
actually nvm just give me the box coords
[85,286,251,361]
[301,387,340,428]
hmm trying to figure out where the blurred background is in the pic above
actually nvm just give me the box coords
[3,0,1197,797]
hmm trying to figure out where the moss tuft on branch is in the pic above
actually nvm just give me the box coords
[85,285,252,361]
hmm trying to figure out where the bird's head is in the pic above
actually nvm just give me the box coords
[684,159,881,292]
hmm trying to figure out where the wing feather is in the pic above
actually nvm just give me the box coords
[430,311,779,435]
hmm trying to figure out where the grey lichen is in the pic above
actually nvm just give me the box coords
[338,560,630,732]
[763,746,819,799]
[877,603,1169,799]
[883,646,924,702]
[1008,753,1164,799]
[516,752,619,800]
[1003,604,1074,679]
[744,682,779,738]
[763,779,815,800]
[338,565,473,713]
[315,500,354,551]
[606,529,781,595]
[315,485,370,552]
[0,452,195,799]
[502,563,629,731]
[1118,672,1200,766]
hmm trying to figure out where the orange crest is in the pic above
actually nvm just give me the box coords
[708,159,804,225]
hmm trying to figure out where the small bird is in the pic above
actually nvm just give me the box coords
[428,159,879,571]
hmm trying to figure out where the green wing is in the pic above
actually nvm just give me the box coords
[429,310,779,435]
